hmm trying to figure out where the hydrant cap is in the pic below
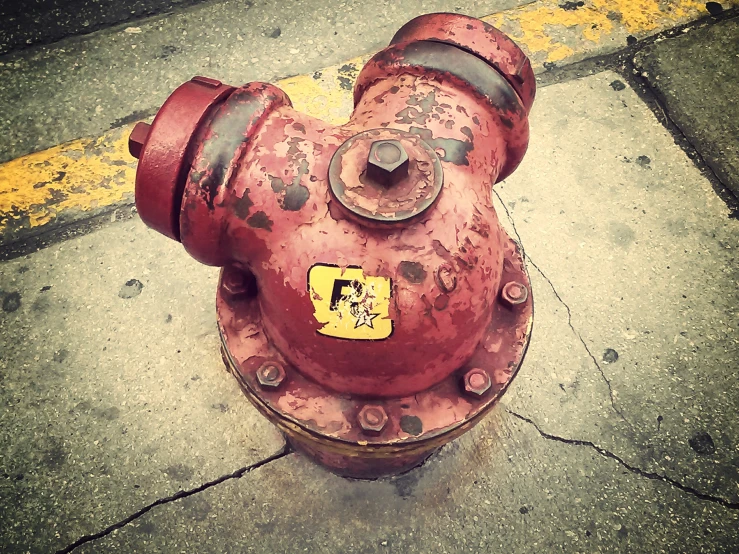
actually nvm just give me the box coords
[133,76,235,241]
[328,128,443,227]
[390,13,536,112]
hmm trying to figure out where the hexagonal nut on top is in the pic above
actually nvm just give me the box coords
[500,281,529,309]
[462,368,492,398]
[357,404,388,435]
[256,362,286,390]
[366,140,409,188]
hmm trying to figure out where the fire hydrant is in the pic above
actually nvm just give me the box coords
[130,13,535,478]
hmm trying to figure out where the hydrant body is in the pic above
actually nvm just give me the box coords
[131,13,535,478]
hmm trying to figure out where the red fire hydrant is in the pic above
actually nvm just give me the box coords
[130,13,535,478]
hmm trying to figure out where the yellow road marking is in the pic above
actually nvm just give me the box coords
[0,0,729,240]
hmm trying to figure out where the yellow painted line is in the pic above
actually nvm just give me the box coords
[0,0,731,241]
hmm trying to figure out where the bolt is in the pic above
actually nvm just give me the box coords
[221,266,257,298]
[256,362,286,389]
[500,281,528,308]
[462,368,492,397]
[435,264,457,293]
[357,405,388,435]
[128,122,151,159]
[366,140,409,187]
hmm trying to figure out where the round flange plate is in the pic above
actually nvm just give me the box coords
[327,128,444,227]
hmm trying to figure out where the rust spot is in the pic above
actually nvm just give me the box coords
[233,189,254,219]
[283,184,310,211]
[399,415,423,436]
[395,90,439,126]
[270,159,311,211]
[246,210,273,231]
[433,294,450,310]
[398,261,427,284]
[409,126,472,166]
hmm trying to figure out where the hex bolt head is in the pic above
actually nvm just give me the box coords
[366,140,409,188]
[357,405,388,435]
[221,266,257,299]
[128,122,151,159]
[500,281,529,308]
[256,362,286,389]
[462,368,492,398]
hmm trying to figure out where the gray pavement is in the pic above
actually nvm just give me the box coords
[0,0,208,56]
[634,17,739,198]
[0,0,528,164]
[2,68,738,553]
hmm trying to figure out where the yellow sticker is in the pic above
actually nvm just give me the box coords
[308,264,393,341]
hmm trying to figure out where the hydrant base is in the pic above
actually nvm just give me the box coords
[217,235,533,479]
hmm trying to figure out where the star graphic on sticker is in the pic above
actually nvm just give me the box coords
[354,310,379,329]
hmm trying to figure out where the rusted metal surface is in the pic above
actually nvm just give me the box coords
[327,128,444,226]
[131,13,536,479]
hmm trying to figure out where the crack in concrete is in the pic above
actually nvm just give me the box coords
[508,409,739,510]
[493,189,630,425]
[55,444,293,554]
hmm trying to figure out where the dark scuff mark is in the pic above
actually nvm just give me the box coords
[610,80,626,91]
[118,279,143,299]
[398,261,427,284]
[246,211,273,231]
[2,291,21,313]
[560,1,584,10]
[338,77,353,91]
[689,431,715,455]
[109,109,153,130]
[409,126,472,166]
[338,63,357,75]
[395,90,438,126]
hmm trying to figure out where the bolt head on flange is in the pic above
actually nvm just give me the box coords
[357,405,388,435]
[129,122,151,159]
[366,140,409,187]
[462,368,492,397]
[257,362,286,389]
[500,281,529,308]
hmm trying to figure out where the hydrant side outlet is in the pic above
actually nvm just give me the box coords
[131,13,535,479]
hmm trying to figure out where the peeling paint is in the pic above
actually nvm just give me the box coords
[0,0,724,240]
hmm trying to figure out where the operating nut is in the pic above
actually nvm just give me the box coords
[500,281,528,308]
[462,368,492,397]
[128,122,151,159]
[257,362,286,389]
[357,405,388,435]
[366,140,409,187]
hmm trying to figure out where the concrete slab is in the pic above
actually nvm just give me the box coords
[633,17,739,197]
[76,411,739,554]
[0,222,285,553]
[56,70,739,552]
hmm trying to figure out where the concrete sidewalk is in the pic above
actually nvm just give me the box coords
[1,2,739,553]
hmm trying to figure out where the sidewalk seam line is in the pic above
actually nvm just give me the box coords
[53,444,293,554]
